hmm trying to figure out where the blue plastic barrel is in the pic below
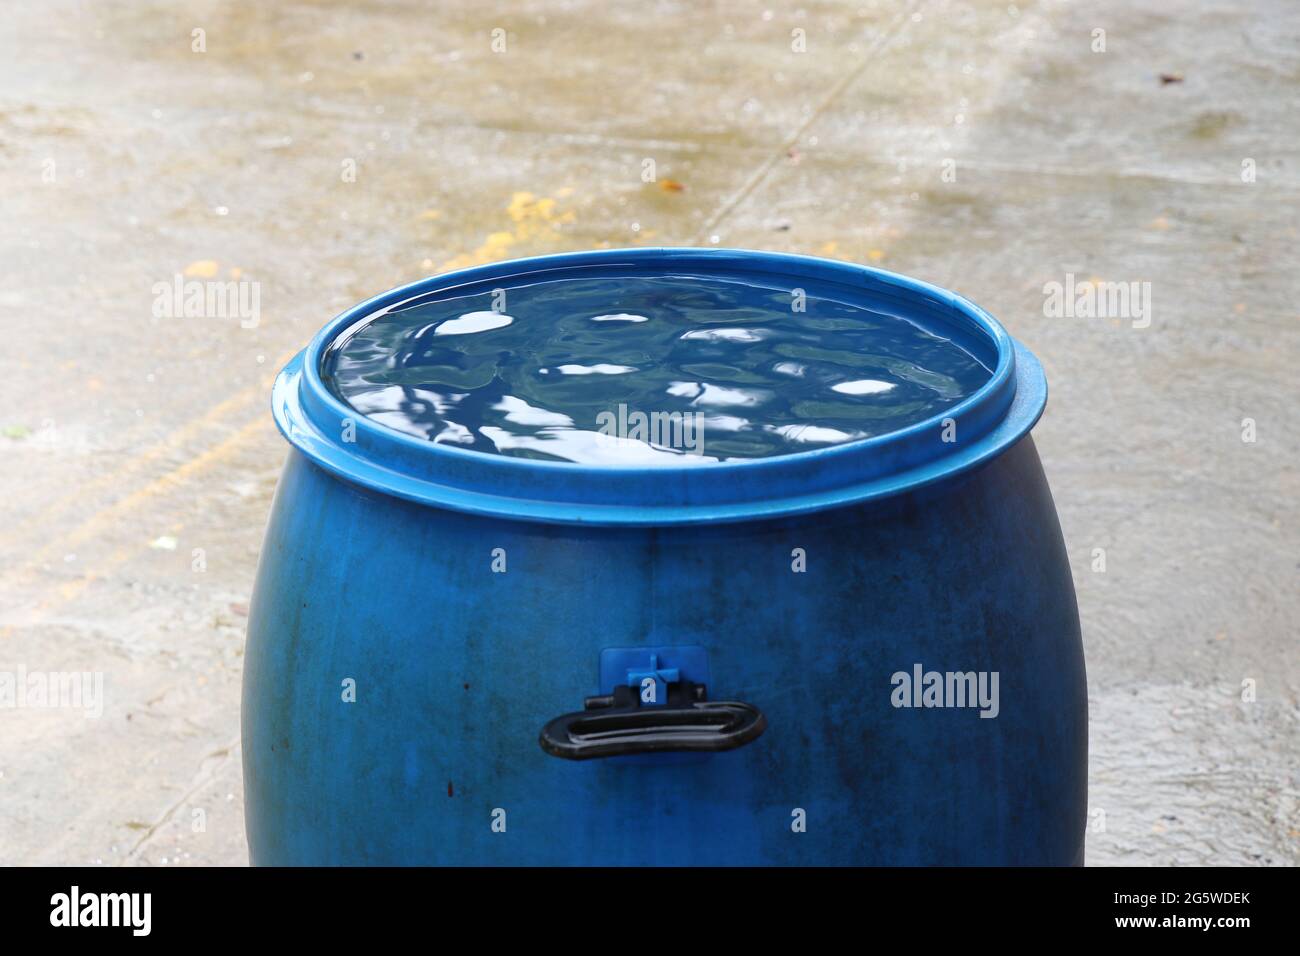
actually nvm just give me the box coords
[242,248,1087,865]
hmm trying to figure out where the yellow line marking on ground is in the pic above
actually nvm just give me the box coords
[1,349,292,557]
[52,519,186,607]
[13,414,271,584]
[0,379,282,639]
[0,386,260,549]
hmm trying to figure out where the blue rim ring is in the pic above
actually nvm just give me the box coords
[273,248,1046,526]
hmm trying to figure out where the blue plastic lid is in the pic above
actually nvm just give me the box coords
[273,248,1047,526]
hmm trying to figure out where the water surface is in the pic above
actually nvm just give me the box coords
[322,272,992,464]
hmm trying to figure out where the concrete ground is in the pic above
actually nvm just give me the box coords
[1,0,1295,866]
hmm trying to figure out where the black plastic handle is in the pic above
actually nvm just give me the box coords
[539,681,766,760]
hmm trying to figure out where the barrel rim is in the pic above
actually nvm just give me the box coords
[273,248,1047,526]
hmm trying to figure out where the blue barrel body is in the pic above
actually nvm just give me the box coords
[242,249,1087,866]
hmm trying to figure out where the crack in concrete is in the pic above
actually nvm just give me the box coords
[123,736,241,864]
[696,0,925,241]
